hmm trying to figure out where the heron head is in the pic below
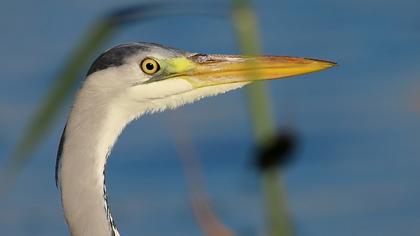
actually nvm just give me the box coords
[83,42,335,116]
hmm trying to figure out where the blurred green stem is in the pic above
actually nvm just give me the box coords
[262,169,293,236]
[0,2,220,196]
[231,0,293,235]
[0,20,114,195]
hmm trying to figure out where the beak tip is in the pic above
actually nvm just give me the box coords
[316,59,338,71]
[308,58,337,67]
[328,61,338,67]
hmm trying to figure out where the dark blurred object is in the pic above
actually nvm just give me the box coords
[254,129,298,171]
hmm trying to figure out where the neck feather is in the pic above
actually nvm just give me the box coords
[57,83,140,236]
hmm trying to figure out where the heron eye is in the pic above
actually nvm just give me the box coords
[140,58,160,75]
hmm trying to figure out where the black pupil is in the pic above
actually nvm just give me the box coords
[146,62,154,71]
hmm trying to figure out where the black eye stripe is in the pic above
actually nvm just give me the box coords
[87,44,149,76]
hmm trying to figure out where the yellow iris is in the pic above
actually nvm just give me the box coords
[140,58,160,75]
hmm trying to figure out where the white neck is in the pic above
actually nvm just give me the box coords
[57,70,248,236]
[57,79,139,236]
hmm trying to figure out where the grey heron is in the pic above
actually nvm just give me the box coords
[55,42,335,236]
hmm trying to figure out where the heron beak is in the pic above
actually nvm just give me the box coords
[163,54,336,87]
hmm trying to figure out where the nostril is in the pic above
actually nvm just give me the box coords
[189,53,222,64]
[189,53,208,63]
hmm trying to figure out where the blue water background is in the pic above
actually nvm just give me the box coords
[0,0,419,235]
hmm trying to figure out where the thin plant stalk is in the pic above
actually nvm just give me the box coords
[231,0,293,235]
[168,115,235,236]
